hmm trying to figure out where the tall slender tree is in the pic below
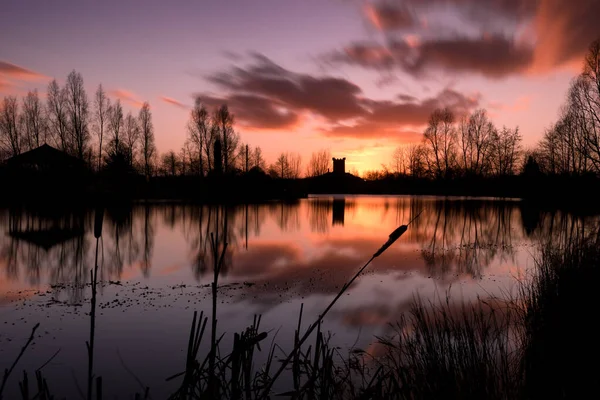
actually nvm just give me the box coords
[214,104,234,172]
[0,96,21,157]
[21,90,46,150]
[123,111,139,167]
[93,84,110,171]
[187,99,210,176]
[46,79,70,152]
[107,99,124,158]
[139,102,156,179]
[65,70,90,159]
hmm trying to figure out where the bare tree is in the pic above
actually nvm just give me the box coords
[21,90,46,150]
[270,153,288,179]
[64,70,90,159]
[160,151,178,176]
[139,102,156,179]
[423,108,457,178]
[389,146,410,175]
[306,149,331,177]
[237,143,251,173]
[179,140,194,176]
[271,152,302,178]
[187,99,210,176]
[214,105,234,172]
[252,146,267,171]
[123,111,139,167]
[92,84,110,170]
[491,126,522,176]
[288,152,302,178]
[107,99,124,158]
[404,143,426,177]
[0,96,21,157]
[459,109,496,176]
[46,79,70,152]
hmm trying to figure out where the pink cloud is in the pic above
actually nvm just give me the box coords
[363,2,417,31]
[109,89,144,108]
[0,60,46,81]
[160,96,189,109]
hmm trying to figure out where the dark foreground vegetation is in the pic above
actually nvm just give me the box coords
[1,206,599,399]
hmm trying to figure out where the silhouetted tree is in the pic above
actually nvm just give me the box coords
[0,96,22,157]
[161,151,178,176]
[123,112,139,167]
[179,140,194,175]
[424,108,457,178]
[107,99,124,158]
[252,146,267,171]
[306,149,331,177]
[390,146,409,175]
[270,152,302,179]
[21,90,46,150]
[533,38,600,175]
[65,70,90,160]
[139,102,155,179]
[92,84,110,171]
[46,79,70,152]
[187,99,210,176]
[214,104,234,173]
[491,126,522,176]
[459,109,495,176]
[237,143,252,173]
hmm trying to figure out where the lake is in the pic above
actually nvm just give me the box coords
[0,196,596,398]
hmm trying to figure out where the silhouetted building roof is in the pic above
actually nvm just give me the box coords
[4,144,85,171]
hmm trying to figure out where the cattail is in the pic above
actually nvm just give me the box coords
[373,210,423,258]
[373,225,407,257]
[94,206,104,239]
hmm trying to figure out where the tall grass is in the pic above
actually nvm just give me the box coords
[520,237,600,399]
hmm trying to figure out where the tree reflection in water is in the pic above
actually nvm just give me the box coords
[1,198,598,298]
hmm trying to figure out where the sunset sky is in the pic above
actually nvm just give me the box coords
[1,0,598,173]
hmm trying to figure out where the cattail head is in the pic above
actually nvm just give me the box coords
[373,225,408,258]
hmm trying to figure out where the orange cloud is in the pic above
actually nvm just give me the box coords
[344,0,599,78]
[109,89,144,108]
[364,2,417,31]
[160,96,189,109]
[530,0,600,74]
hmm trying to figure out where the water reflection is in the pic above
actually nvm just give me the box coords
[1,197,598,298]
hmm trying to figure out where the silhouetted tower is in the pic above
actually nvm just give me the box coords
[332,157,346,175]
[214,138,223,175]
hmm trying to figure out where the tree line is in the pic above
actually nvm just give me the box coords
[174,99,324,179]
[528,39,600,176]
[365,38,600,182]
[0,74,336,180]
[0,71,157,179]
[363,107,523,181]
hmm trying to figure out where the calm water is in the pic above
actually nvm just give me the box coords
[0,196,597,398]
